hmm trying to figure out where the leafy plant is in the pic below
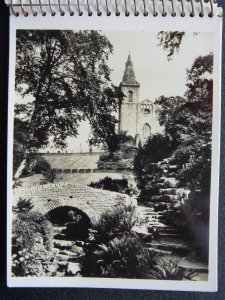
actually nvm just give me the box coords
[150,257,183,280]
[12,210,55,276]
[93,203,137,244]
[81,235,158,279]
[40,168,62,185]
[89,176,130,194]
[13,198,33,213]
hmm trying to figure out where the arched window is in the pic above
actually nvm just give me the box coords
[143,123,151,139]
[128,91,133,102]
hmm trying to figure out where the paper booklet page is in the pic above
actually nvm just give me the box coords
[6,0,222,292]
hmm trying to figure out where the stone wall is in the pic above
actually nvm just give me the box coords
[14,182,135,223]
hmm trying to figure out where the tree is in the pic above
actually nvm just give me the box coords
[13,118,30,175]
[15,30,121,161]
[155,53,213,192]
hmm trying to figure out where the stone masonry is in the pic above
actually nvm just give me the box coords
[14,182,135,223]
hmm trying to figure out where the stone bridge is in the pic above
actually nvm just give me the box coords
[13,182,135,223]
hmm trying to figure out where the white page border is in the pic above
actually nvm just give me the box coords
[7,14,222,291]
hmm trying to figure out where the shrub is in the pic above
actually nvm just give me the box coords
[13,198,33,213]
[22,154,51,176]
[40,168,62,185]
[12,211,55,276]
[89,177,130,194]
[150,257,183,280]
[93,203,137,244]
[80,234,158,279]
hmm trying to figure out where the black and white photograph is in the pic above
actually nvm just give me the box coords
[10,28,216,285]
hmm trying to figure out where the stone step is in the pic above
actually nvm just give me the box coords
[159,188,177,195]
[178,260,208,273]
[159,233,182,239]
[150,195,171,202]
[147,247,173,256]
[137,206,154,212]
[150,194,180,202]
[139,211,164,216]
[159,227,179,234]
[148,241,193,255]
[162,177,179,188]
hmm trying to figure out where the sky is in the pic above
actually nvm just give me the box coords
[15,31,214,152]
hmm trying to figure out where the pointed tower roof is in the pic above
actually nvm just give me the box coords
[121,54,140,86]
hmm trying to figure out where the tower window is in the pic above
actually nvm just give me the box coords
[143,108,150,116]
[143,123,151,139]
[128,91,133,102]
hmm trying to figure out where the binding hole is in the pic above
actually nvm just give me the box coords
[29,0,37,16]
[208,0,213,17]
[178,0,185,18]
[77,0,83,16]
[142,0,148,16]
[161,0,166,17]
[115,0,120,16]
[39,0,46,16]
[20,0,28,16]
[188,0,195,18]
[198,0,204,17]
[124,0,129,16]
[152,0,158,17]
[134,0,139,16]
[11,0,19,16]
[169,0,176,17]
[87,0,92,16]
[96,0,102,16]
[105,0,111,16]
[67,0,74,16]
[58,0,65,16]
[48,0,55,16]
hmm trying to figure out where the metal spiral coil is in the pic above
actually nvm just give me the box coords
[6,0,218,18]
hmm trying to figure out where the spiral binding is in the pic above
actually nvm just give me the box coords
[6,0,221,18]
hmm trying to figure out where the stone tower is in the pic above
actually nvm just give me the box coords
[119,54,140,139]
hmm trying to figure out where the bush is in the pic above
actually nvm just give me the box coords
[89,177,131,194]
[22,154,51,176]
[12,211,55,276]
[81,235,158,278]
[150,257,183,280]
[13,198,33,213]
[93,203,137,244]
[40,168,62,185]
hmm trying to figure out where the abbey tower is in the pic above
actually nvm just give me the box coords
[119,55,161,145]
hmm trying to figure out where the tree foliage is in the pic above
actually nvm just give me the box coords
[15,30,121,152]
[155,53,213,191]
[157,31,185,60]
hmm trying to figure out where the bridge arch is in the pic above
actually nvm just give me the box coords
[13,182,133,224]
